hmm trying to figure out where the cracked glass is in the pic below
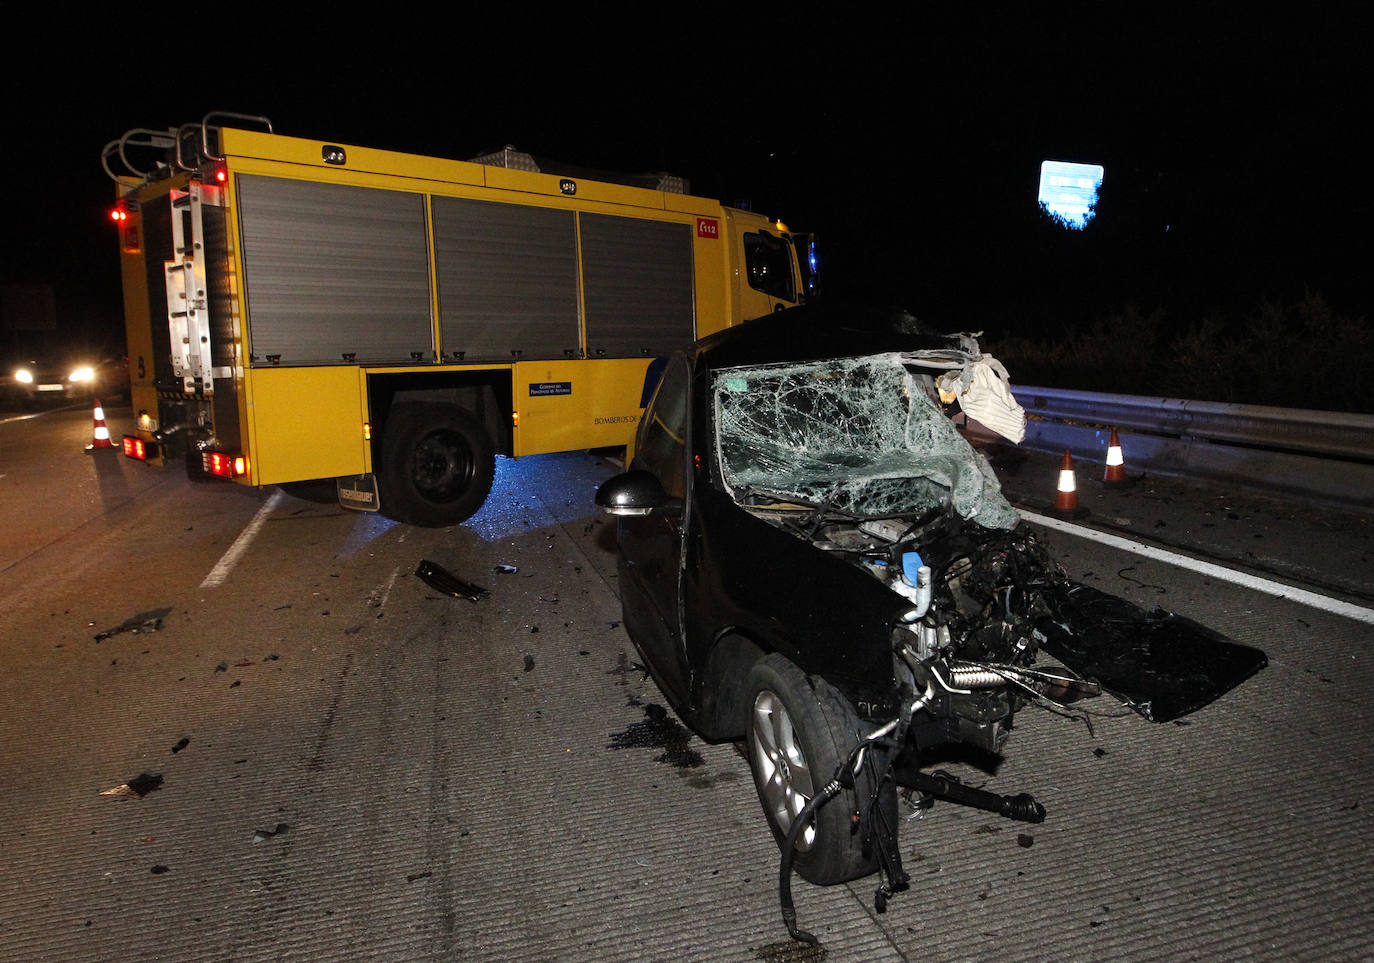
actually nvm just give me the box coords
[713,353,1020,529]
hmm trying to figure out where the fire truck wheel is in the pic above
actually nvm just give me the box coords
[380,403,495,527]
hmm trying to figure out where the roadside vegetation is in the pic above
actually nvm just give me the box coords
[985,294,1374,414]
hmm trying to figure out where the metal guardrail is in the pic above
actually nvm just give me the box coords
[1011,386,1374,510]
[1016,386,1374,461]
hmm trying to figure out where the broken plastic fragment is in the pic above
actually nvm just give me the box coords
[252,823,290,843]
[494,564,519,574]
[93,607,173,642]
[171,738,189,754]
[101,772,163,798]
[415,560,489,602]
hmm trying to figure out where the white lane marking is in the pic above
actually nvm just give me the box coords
[1,405,84,425]
[369,566,400,611]
[1020,509,1374,625]
[201,491,285,588]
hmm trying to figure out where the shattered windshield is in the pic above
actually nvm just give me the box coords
[713,353,1021,529]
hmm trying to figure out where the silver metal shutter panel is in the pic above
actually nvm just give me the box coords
[237,174,433,365]
[581,213,694,357]
[432,196,579,361]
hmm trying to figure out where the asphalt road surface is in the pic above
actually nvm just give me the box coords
[2,402,1371,961]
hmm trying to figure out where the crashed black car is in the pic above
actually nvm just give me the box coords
[596,303,1265,934]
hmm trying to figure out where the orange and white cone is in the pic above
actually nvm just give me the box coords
[1052,450,1088,518]
[1103,428,1130,486]
[85,397,114,452]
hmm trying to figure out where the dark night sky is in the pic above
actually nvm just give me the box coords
[3,8,1369,351]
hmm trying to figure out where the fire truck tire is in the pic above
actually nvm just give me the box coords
[379,403,495,527]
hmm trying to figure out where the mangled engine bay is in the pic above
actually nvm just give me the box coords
[803,513,1096,756]
[716,351,1095,755]
[712,347,1268,940]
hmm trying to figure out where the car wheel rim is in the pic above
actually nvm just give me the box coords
[750,689,816,851]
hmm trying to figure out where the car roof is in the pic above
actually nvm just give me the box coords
[692,302,966,372]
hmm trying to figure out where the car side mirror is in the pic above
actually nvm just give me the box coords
[595,470,683,517]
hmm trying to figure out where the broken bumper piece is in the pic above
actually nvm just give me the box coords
[1037,583,1269,723]
[415,560,489,602]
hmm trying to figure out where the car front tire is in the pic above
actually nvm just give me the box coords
[745,653,896,885]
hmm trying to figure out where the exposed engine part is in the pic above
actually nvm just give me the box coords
[908,770,1045,823]
[896,557,932,620]
[858,518,910,542]
[894,621,945,662]
[943,554,978,616]
[946,664,1015,689]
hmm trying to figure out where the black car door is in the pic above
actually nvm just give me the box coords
[616,354,693,704]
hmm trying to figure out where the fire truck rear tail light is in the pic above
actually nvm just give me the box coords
[203,451,249,478]
[122,436,157,460]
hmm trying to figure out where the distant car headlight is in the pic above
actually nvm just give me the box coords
[15,368,33,384]
[69,367,95,383]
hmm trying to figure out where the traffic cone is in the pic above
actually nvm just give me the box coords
[1103,428,1133,487]
[85,397,114,452]
[1052,450,1088,518]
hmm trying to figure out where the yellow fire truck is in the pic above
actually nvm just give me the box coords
[102,112,812,525]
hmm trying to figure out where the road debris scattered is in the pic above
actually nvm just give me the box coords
[606,651,647,685]
[93,607,173,642]
[100,773,163,798]
[171,739,189,754]
[253,823,291,843]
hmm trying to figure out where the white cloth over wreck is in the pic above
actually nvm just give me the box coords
[933,340,1026,445]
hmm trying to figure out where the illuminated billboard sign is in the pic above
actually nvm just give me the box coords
[1039,160,1104,229]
